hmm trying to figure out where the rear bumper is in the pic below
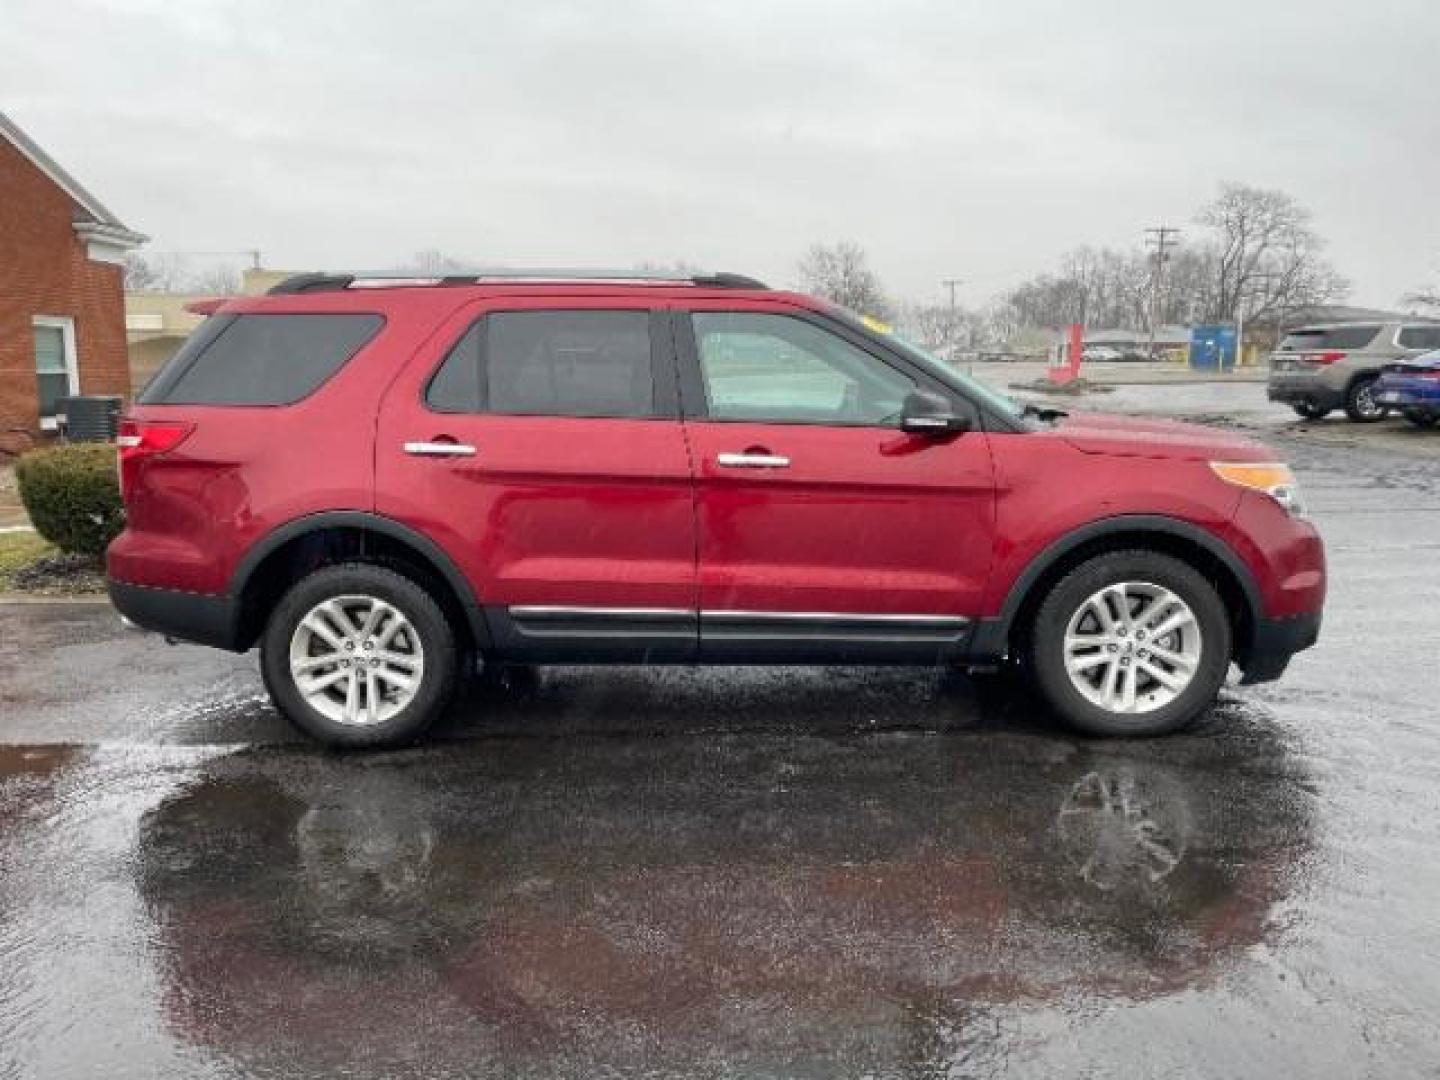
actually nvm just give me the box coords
[107,580,243,651]
[1237,610,1322,685]
[1267,375,1342,410]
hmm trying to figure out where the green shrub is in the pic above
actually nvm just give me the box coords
[15,442,125,557]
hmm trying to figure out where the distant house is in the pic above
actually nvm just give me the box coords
[126,268,290,390]
[0,112,145,434]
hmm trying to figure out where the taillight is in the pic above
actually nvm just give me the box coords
[117,419,193,499]
[1303,350,1345,366]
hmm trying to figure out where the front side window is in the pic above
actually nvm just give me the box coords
[427,310,655,418]
[32,317,77,427]
[141,313,383,406]
[690,312,913,425]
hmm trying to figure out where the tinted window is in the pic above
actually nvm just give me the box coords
[142,314,382,405]
[1278,325,1381,351]
[426,310,655,417]
[691,312,913,425]
[1398,325,1440,350]
[425,323,482,412]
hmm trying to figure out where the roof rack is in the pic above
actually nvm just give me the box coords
[268,268,769,295]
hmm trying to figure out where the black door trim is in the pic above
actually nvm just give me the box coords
[485,604,971,665]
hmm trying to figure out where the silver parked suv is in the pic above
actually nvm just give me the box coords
[1268,321,1440,422]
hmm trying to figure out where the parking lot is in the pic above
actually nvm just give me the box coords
[3,382,1440,1077]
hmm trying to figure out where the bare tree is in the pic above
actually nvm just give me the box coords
[1404,288,1440,313]
[1196,182,1347,322]
[190,265,241,295]
[796,241,891,316]
[991,183,1347,337]
[122,252,189,292]
[402,250,473,274]
[1402,262,1440,313]
[896,302,982,357]
[123,252,161,290]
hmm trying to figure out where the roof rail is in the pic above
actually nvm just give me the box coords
[692,272,769,289]
[267,272,355,294]
[267,269,768,295]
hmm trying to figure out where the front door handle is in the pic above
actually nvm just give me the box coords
[717,452,790,469]
[404,440,476,457]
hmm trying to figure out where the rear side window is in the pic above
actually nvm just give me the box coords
[1278,325,1381,351]
[426,310,656,418]
[141,313,383,405]
[1398,325,1440,350]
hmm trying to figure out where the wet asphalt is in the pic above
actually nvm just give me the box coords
[3,387,1440,1078]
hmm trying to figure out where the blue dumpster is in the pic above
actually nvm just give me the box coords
[1189,324,1237,372]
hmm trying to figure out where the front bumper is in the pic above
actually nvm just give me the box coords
[108,580,243,651]
[1373,376,1440,412]
[1238,610,1322,684]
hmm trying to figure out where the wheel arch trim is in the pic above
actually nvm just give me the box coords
[971,514,1262,659]
[229,510,491,650]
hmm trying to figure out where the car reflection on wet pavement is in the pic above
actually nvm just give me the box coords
[2,425,1440,1077]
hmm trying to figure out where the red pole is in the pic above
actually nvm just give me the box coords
[1049,323,1084,384]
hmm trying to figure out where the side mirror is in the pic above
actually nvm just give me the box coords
[899,390,971,436]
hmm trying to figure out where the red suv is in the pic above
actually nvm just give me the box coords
[108,271,1324,746]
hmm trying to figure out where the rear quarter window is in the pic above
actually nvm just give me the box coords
[1398,325,1440,350]
[141,313,384,406]
[1279,325,1381,351]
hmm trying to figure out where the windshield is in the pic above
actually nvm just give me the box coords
[827,307,1028,422]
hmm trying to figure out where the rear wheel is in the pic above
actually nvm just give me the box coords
[1344,376,1387,423]
[1403,409,1439,429]
[261,563,458,748]
[1028,551,1231,737]
[1291,402,1331,421]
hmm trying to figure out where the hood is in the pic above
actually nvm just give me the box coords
[1054,411,1278,462]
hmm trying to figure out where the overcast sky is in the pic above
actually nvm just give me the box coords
[3,0,1436,308]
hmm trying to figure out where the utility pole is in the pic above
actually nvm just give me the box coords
[941,277,964,360]
[1144,227,1180,358]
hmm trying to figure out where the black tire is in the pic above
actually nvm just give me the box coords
[1343,376,1387,423]
[1403,410,1439,429]
[1291,402,1330,421]
[260,563,458,748]
[1027,550,1232,737]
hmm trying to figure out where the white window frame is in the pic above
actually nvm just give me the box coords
[32,315,79,431]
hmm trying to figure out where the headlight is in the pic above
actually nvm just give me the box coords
[1211,462,1306,517]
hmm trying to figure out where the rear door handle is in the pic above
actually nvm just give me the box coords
[717,452,790,469]
[404,441,476,457]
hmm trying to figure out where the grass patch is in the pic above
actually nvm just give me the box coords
[0,531,105,595]
[0,531,56,588]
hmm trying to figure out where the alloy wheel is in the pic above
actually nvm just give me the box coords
[1062,581,1203,714]
[288,594,425,726]
[1352,381,1384,420]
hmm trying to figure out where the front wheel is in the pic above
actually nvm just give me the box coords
[261,563,458,747]
[1028,551,1232,737]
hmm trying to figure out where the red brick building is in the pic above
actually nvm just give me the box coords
[0,111,145,439]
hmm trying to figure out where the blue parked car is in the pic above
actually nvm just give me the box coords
[1374,349,1440,428]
